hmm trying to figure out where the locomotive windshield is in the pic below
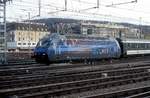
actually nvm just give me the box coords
[36,38,52,47]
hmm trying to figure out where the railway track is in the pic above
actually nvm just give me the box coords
[1,61,150,98]
[0,59,149,76]
[0,61,149,83]
[69,81,150,98]
[1,68,150,98]
[126,90,150,98]
[1,65,150,89]
[1,56,150,98]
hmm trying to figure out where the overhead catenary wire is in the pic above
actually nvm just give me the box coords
[11,0,150,15]
[8,6,145,23]
[5,0,150,25]
[106,0,137,7]
[72,0,150,15]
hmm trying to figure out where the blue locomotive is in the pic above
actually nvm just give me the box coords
[33,33,121,64]
[33,33,150,64]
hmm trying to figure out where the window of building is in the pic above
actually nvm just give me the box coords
[22,27,24,30]
[23,38,24,40]
[32,43,35,45]
[18,26,20,30]
[18,37,21,41]
[149,43,150,48]
[18,43,21,45]
[23,43,26,45]
[28,43,31,45]
[0,32,4,37]
[31,33,33,36]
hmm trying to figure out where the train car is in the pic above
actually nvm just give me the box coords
[119,38,150,56]
[33,33,121,64]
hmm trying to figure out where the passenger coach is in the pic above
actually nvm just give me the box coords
[119,38,150,56]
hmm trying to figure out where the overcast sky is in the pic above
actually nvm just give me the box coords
[6,0,150,25]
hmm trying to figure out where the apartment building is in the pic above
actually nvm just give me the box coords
[7,22,50,51]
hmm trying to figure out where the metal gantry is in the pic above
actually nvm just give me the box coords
[0,0,12,64]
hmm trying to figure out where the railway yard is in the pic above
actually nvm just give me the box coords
[0,54,150,98]
[1,0,150,98]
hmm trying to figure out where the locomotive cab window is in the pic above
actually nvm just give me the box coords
[36,39,52,47]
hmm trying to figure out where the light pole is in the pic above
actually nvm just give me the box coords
[20,9,31,58]
[20,9,40,58]
[28,12,31,58]
[0,0,12,64]
[139,17,142,39]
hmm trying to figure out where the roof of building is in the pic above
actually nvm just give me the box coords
[7,22,49,32]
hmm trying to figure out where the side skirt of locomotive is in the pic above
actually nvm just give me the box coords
[47,56,120,65]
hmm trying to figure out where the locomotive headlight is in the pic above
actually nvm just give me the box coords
[42,53,46,55]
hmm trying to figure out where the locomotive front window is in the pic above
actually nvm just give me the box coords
[36,39,52,47]
[36,41,42,47]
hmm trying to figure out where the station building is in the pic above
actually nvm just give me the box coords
[80,21,143,39]
[6,22,50,52]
